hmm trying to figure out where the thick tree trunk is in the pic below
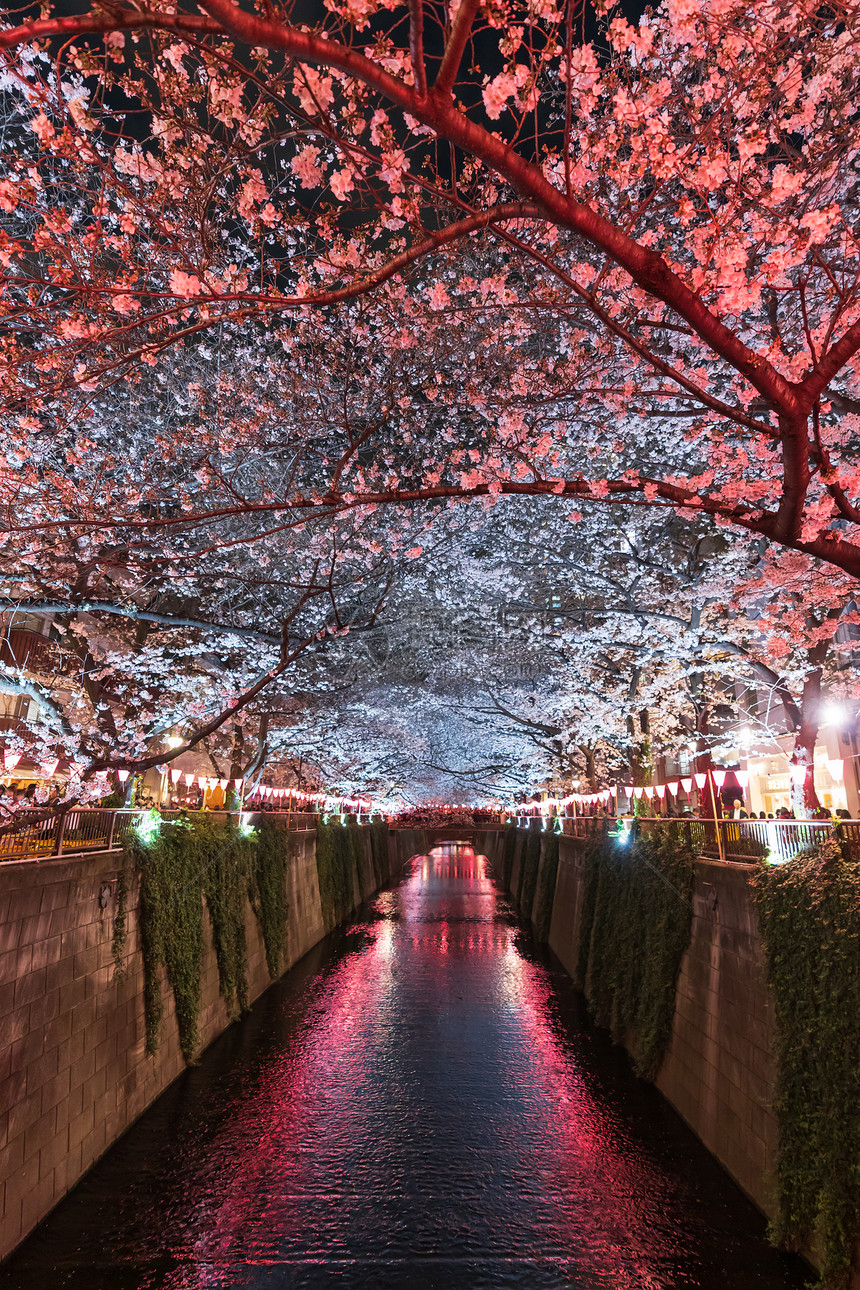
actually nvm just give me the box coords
[791,669,823,815]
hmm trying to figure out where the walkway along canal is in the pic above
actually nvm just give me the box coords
[0,843,808,1289]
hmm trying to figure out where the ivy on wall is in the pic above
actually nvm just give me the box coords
[751,835,860,1290]
[502,824,517,891]
[111,857,129,980]
[517,821,542,918]
[130,818,206,1062]
[251,817,290,978]
[127,815,293,1062]
[575,822,695,1079]
[369,820,389,888]
[315,820,359,930]
[534,831,560,942]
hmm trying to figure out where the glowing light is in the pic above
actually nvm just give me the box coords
[134,809,161,845]
[820,701,847,726]
[694,772,707,789]
[169,768,181,783]
[219,778,229,791]
[712,769,727,789]
[827,759,844,781]
[184,772,196,786]
[680,777,693,793]
[790,764,807,784]
[165,735,183,749]
[735,770,750,790]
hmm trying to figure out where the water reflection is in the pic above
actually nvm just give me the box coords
[0,845,808,1289]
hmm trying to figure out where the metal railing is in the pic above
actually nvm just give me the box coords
[517,814,860,865]
[0,807,327,863]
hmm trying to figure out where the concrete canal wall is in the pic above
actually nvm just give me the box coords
[496,828,778,1218]
[0,824,405,1262]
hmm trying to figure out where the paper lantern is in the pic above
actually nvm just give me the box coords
[694,772,707,789]
[680,777,693,793]
[667,781,679,795]
[712,769,727,789]
[3,751,21,772]
[198,776,208,789]
[735,770,750,789]
[655,784,666,798]
[184,772,196,786]
[169,768,181,783]
[644,786,655,798]
[234,777,243,790]
[827,759,844,781]
[219,778,228,791]
[41,758,59,778]
[116,768,130,782]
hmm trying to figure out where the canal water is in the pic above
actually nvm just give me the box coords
[0,845,809,1290]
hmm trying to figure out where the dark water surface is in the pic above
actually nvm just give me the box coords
[1,846,810,1290]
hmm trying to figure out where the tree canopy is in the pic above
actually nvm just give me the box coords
[0,0,858,804]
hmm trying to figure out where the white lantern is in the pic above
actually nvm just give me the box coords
[712,769,727,789]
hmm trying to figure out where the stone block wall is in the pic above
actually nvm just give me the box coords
[655,860,778,1214]
[0,823,401,1263]
[510,832,780,1218]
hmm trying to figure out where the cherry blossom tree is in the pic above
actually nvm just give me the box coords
[2,0,860,581]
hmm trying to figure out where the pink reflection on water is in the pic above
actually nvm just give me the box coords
[173,845,684,1287]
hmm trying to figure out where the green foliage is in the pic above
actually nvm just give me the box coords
[111,858,129,979]
[130,817,205,1062]
[349,822,368,894]
[369,820,390,887]
[252,817,290,978]
[502,823,517,890]
[127,814,292,1063]
[534,831,560,942]
[751,835,860,1289]
[517,820,542,917]
[576,822,695,1079]
[316,820,358,929]
[199,817,251,1019]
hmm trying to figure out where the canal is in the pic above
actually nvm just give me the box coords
[0,845,809,1289]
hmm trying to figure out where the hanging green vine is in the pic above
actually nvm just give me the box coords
[576,822,695,1079]
[315,820,358,929]
[502,824,517,890]
[517,821,542,917]
[130,817,205,1062]
[127,814,293,1062]
[751,834,860,1289]
[111,857,129,979]
[252,817,290,978]
[198,816,251,1020]
[534,831,560,942]
[369,819,389,887]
